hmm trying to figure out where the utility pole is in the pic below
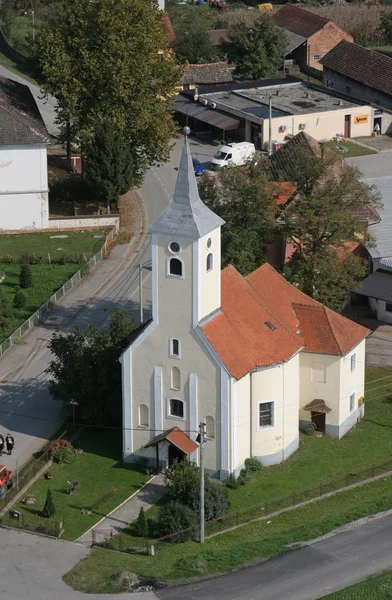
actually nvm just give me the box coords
[268,95,273,156]
[139,264,143,324]
[198,421,206,544]
[31,11,35,45]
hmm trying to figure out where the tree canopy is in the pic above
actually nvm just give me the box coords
[174,26,216,64]
[199,162,277,275]
[37,0,179,180]
[222,14,287,79]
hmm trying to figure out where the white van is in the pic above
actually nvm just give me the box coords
[211,142,256,168]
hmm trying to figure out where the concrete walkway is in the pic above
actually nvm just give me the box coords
[77,472,168,546]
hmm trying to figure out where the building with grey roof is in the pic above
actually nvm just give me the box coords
[0,75,50,230]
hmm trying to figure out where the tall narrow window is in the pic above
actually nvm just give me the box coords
[349,392,355,412]
[206,253,213,272]
[138,404,149,427]
[206,415,215,439]
[171,367,181,390]
[258,401,274,428]
[170,338,181,358]
[169,257,183,277]
[350,353,356,373]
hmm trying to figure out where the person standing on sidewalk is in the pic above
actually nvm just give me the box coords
[5,434,14,456]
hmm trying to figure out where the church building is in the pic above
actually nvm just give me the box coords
[120,139,369,479]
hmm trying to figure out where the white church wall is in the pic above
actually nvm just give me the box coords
[250,354,300,466]
[196,228,221,323]
[299,352,341,426]
[232,373,250,474]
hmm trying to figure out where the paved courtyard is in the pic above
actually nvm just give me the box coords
[357,134,392,152]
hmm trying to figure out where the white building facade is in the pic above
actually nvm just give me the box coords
[0,76,49,231]
[121,139,369,478]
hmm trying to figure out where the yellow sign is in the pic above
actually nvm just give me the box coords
[354,115,368,125]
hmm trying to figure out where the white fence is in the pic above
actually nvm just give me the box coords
[0,225,118,357]
[49,216,120,230]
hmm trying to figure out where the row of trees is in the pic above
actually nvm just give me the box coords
[200,147,380,312]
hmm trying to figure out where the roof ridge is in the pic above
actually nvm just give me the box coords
[249,263,322,307]
[0,95,48,143]
[287,4,330,23]
[323,305,343,354]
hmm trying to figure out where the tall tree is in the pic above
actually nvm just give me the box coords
[47,309,135,425]
[175,26,216,64]
[84,122,134,213]
[280,147,381,311]
[222,14,287,79]
[199,162,277,274]
[37,0,179,175]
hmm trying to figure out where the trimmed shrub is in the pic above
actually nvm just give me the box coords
[225,473,240,489]
[134,507,149,538]
[42,488,56,518]
[157,501,197,543]
[188,482,229,521]
[19,263,33,289]
[49,439,73,464]
[14,288,27,308]
[244,457,263,473]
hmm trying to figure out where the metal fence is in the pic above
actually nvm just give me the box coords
[0,226,118,357]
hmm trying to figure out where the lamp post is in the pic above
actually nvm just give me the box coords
[67,400,79,429]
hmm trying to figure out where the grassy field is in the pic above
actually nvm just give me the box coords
[6,429,147,542]
[0,52,38,85]
[0,230,108,259]
[324,140,376,157]
[64,474,392,592]
[322,571,392,599]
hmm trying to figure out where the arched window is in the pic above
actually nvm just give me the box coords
[138,404,149,427]
[168,398,184,419]
[206,415,215,439]
[206,253,213,272]
[171,366,181,390]
[169,257,183,277]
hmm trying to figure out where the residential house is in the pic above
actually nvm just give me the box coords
[320,41,392,132]
[180,62,233,91]
[272,4,353,71]
[120,138,369,478]
[0,75,50,230]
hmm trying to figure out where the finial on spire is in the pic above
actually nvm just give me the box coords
[183,126,191,139]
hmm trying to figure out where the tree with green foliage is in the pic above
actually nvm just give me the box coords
[47,308,135,425]
[381,11,392,44]
[37,0,180,173]
[134,507,149,537]
[157,501,197,542]
[14,288,27,308]
[280,146,381,312]
[84,122,134,213]
[42,488,56,518]
[0,291,12,331]
[222,14,287,79]
[19,263,33,289]
[175,26,216,64]
[199,162,277,274]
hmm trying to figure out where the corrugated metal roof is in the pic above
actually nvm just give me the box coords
[365,176,392,259]
[356,269,392,302]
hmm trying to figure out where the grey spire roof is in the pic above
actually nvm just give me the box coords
[149,139,225,240]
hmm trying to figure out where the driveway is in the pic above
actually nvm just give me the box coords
[0,528,157,600]
[346,151,392,178]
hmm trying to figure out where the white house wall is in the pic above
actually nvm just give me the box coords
[336,340,366,438]
[232,373,250,474]
[250,354,300,467]
[0,145,48,230]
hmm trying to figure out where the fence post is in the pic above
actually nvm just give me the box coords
[237,510,239,526]
[346,473,349,486]
[292,492,296,505]
[320,481,323,496]
[372,464,375,477]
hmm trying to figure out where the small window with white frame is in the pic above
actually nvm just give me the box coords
[138,404,149,428]
[349,392,356,412]
[206,253,213,272]
[258,401,274,428]
[168,257,183,278]
[350,353,356,373]
[169,337,181,359]
[168,398,184,419]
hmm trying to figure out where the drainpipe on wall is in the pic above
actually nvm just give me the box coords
[250,372,253,458]
[282,364,285,462]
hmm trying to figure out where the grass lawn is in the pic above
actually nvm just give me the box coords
[324,140,376,157]
[0,230,108,259]
[63,474,392,592]
[5,428,147,542]
[0,52,39,86]
[322,571,392,599]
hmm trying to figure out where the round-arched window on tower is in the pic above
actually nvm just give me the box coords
[207,238,212,249]
[169,241,181,254]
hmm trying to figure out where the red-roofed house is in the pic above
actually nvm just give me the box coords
[120,139,369,478]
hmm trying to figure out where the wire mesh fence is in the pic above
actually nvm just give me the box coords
[0,226,117,357]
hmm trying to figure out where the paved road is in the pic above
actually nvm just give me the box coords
[0,64,59,137]
[1,528,157,600]
[158,513,392,600]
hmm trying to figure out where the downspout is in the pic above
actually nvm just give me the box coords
[250,372,253,458]
[282,364,285,462]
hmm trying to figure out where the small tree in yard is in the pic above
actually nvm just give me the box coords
[222,14,287,80]
[20,263,33,289]
[84,122,134,213]
[134,507,149,538]
[157,501,197,542]
[0,291,12,331]
[42,488,56,518]
[14,288,27,309]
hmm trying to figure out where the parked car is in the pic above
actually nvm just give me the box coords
[211,142,256,168]
[193,158,205,176]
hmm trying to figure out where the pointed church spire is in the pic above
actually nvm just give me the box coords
[149,136,224,240]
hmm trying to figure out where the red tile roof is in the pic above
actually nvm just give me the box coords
[162,12,175,46]
[273,4,330,38]
[202,263,369,379]
[145,427,198,455]
[265,181,297,206]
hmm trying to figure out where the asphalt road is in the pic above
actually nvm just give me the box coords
[158,513,392,600]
